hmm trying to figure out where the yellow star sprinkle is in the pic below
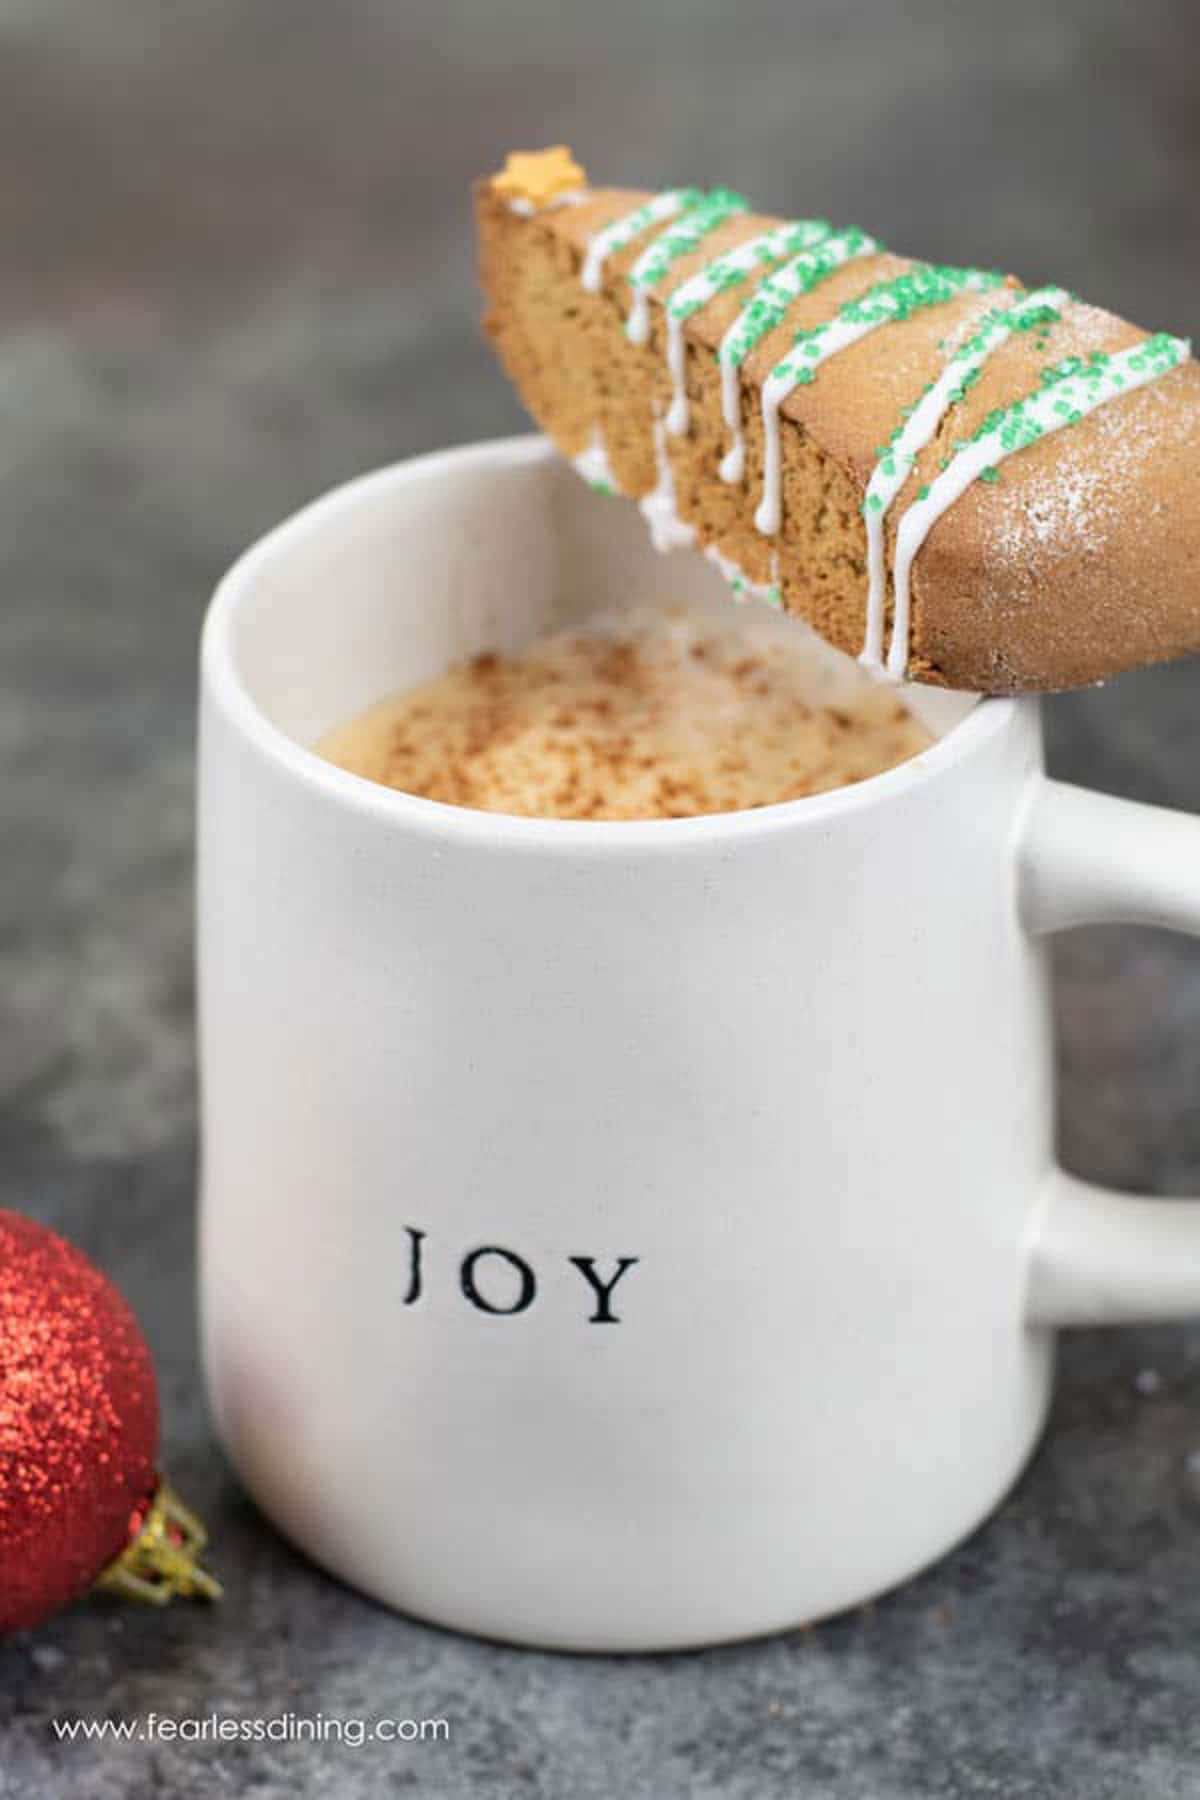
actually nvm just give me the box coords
[492,146,587,209]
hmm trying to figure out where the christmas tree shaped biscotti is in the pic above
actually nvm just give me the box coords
[478,147,1200,694]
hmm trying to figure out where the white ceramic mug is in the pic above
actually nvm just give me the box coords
[198,436,1200,1653]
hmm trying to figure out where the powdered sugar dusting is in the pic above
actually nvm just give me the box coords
[982,367,1200,580]
[986,457,1113,566]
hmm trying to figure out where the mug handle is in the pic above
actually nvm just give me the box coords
[1020,778,1200,1325]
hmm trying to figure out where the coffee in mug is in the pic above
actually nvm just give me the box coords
[315,604,930,820]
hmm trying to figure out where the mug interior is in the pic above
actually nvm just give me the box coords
[216,436,977,755]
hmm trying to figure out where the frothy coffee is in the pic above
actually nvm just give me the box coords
[316,606,932,820]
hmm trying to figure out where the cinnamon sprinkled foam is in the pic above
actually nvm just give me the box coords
[316,606,931,820]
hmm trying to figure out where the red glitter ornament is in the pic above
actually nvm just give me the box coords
[0,1210,218,1632]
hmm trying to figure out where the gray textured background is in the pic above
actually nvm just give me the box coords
[3,1,1200,1795]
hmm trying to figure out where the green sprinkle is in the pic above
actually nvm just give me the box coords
[668,217,833,321]
[628,188,749,293]
[773,263,1004,389]
[719,225,880,369]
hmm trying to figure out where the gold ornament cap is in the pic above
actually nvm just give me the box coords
[94,1478,222,1606]
[491,146,587,209]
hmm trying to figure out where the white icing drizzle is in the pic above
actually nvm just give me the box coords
[665,318,690,436]
[625,189,749,347]
[663,221,833,437]
[508,189,591,218]
[716,228,880,484]
[885,331,1190,679]
[571,428,618,494]
[703,544,783,609]
[755,267,1004,536]
[580,190,699,292]
[858,285,1069,670]
[639,417,696,552]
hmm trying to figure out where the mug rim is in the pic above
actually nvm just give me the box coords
[201,434,1017,854]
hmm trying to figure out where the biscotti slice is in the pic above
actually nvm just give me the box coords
[477,147,1200,694]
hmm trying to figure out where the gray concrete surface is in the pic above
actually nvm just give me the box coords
[3,1,1200,1793]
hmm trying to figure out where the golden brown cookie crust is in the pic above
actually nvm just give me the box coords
[476,178,1200,694]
